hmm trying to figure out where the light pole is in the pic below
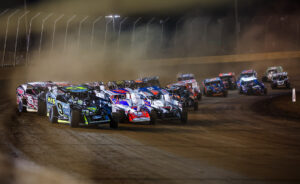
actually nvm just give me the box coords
[39,13,53,58]
[145,17,155,44]
[64,15,76,52]
[14,11,30,66]
[160,17,169,44]
[2,9,20,67]
[26,12,41,65]
[90,16,102,49]
[117,17,128,50]
[234,0,240,53]
[104,19,113,48]
[51,14,64,51]
[132,17,142,46]
[77,16,89,49]
[174,17,183,46]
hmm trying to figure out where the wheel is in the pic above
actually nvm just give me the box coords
[180,109,188,124]
[271,83,276,89]
[49,106,58,123]
[70,109,81,128]
[193,101,198,111]
[286,82,291,89]
[110,112,119,129]
[37,98,47,116]
[18,100,27,113]
[223,90,228,97]
[118,110,127,123]
[150,110,157,125]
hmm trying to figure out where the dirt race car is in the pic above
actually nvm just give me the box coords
[137,86,188,123]
[262,66,283,82]
[166,84,199,111]
[46,85,119,128]
[237,69,258,87]
[16,81,70,114]
[239,77,267,95]
[219,72,237,90]
[203,77,228,97]
[271,72,291,89]
[175,73,202,100]
[105,88,155,124]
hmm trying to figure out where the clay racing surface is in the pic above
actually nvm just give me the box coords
[0,59,300,184]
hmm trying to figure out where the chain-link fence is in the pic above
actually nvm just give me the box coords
[0,9,299,67]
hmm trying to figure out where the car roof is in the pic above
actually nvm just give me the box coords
[63,85,89,93]
[240,76,257,82]
[110,88,129,95]
[219,72,234,77]
[272,72,288,77]
[204,77,221,83]
[241,69,256,74]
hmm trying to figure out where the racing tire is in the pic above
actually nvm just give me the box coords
[247,88,253,96]
[110,112,119,129]
[70,109,81,128]
[180,109,188,124]
[37,98,47,116]
[18,100,27,113]
[150,110,157,125]
[49,106,58,123]
[193,101,198,111]
[286,82,291,89]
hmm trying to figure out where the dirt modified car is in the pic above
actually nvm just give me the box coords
[237,69,258,87]
[16,81,70,115]
[271,72,291,89]
[219,72,237,90]
[262,66,283,82]
[137,86,188,123]
[175,73,202,100]
[239,77,267,95]
[134,76,161,89]
[166,84,199,111]
[105,88,155,124]
[203,77,228,97]
[46,85,119,128]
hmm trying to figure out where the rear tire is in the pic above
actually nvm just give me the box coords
[197,93,202,101]
[150,110,157,125]
[49,106,58,123]
[180,109,188,124]
[37,98,47,116]
[70,109,81,128]
[262,76,267,82]
[110,112,119,129]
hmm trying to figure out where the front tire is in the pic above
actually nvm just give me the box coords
[70,109,81,128]
[18,100,27,113]
[110,112,119,129]
[180,109,188,124]
[49,106,58,123]
[150,110,157,125]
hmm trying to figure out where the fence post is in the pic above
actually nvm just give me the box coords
[77,16,89,49]
[64,15,77,52]
[51,14,64,51]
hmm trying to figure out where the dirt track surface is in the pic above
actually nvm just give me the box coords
[1,59,300,184]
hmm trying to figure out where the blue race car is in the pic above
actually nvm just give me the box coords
[238,77,267,95]
[203,77,228,97]
[237,69,257,87]
[46,85,119,128]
